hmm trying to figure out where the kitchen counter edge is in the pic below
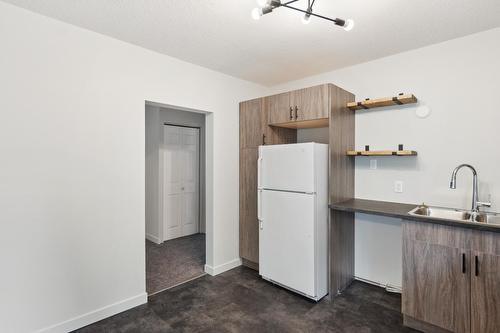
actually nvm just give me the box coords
[329,198,500,233]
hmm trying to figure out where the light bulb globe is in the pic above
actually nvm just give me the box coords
[251,7,262,20]
[343,19,354,31]
[302,14,311,25]
[256,0,269,8]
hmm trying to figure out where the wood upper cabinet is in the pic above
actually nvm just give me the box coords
[240,98,264,148]
[267,92,292,125]
[267,84,329,125]
[291,84,329,121]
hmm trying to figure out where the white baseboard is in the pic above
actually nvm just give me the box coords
[146,233,161,244]
[204,258,241,276]
[35,293,147,333]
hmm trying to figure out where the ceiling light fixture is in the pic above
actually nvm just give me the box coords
[251,0,354,31]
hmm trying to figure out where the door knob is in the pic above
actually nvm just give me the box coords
[289,107,293,120]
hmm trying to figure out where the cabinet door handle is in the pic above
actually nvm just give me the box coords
[475,255,479,276]
[289,107,293,120]
[262,134,266,145]
[294,106,298,120]
[462,253,466,274]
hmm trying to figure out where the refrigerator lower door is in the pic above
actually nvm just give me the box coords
[259,189,316,298]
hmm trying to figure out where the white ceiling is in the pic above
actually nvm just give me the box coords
[4,0,500,86]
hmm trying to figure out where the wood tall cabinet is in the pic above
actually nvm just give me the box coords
[239,83,355,272]
[239,98,296,268]
[402,220,500,333]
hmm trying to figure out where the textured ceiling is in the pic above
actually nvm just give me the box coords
[3,0,500,86]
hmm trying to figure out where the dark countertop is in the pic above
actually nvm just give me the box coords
[330,198,500,233]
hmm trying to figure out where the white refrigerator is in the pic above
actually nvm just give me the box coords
[258,142,328,301]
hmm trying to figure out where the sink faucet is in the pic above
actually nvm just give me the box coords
[450,164,491,212]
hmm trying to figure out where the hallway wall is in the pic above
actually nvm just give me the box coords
[0,2,265,332]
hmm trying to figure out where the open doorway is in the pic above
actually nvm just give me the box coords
[145,103,207,295]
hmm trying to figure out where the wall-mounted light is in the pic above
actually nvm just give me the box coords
[251,0,354,31]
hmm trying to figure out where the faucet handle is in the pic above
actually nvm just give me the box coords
[477,194,492,208]
[478,201,492,208]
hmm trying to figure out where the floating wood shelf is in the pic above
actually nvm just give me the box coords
[347,94,417,111]
[347,150,417,156]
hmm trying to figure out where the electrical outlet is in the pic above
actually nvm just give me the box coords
[370,159,377,170]
[394,181,403,193]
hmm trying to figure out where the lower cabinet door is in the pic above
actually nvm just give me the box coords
[471,252,500,333]
[402,239,470,333]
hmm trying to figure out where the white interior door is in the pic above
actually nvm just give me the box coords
[163,125,199,241]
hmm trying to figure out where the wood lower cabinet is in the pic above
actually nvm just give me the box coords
[470,231,500,333]
[471,252,500,333]
[403,221,500,333]
[403,239,470,333]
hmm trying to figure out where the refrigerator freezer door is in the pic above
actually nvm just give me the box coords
[259,143,315,193]
[259,190,316,297]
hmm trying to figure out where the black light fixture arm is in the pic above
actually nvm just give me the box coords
[281,4,345,26]
[253,0,353,30]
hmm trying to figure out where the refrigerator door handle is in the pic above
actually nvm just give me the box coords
[257,156,263,189]
[257,189,263,221]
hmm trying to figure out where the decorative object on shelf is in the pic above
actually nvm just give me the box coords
[251,0,354,30]
[347,144,417,156]
[347,93,417,111]
[415,105,431,118]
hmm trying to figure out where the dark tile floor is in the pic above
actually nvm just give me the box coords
[75,266,418,333]
[146,233,205,294]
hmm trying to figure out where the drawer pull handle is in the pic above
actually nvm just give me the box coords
[475,255,479,276]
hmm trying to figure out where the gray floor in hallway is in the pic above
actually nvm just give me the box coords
[146,233,206,294]
[75,266,418,333]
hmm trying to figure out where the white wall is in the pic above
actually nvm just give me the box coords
[146,105,207,244]
[0,2,266,333]
[270,27,500,288]
[297,127,329,144]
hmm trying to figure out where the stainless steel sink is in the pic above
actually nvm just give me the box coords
[473,212,500,225]
[409,206,472,221]
[408,205,500,225]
